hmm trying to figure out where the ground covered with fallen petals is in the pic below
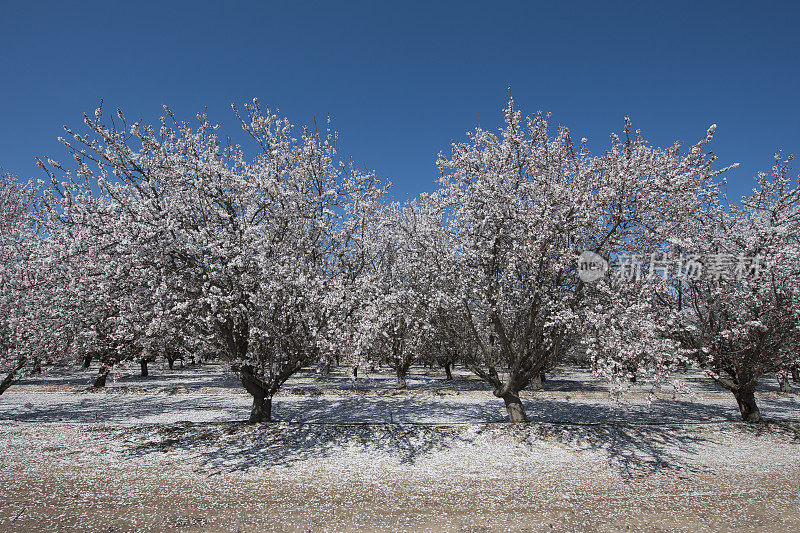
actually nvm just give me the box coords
[1,364,799,532]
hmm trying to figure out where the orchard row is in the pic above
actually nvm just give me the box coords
[2,99,798,423]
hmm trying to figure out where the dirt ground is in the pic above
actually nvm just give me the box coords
[1,421,799,532]
[1,365,799,532]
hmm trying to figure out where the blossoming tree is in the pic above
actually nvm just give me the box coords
[434,99,724,421]
[0,173,71,393]
[44,100,381,421]
[665,156,800,422]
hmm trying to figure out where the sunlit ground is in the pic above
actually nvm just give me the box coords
[1,364,799,532]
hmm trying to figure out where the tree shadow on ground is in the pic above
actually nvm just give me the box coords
[0,390,247,423]
[7,380,798,480]
[17,363,239,391]
[112,395,800,481]
[525,423,713,479]
[272,394,799,425]
[114,419,720,480]
[3,386,798,427]
[118,421,480,473]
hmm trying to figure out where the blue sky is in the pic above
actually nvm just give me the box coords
[1,1,798,201]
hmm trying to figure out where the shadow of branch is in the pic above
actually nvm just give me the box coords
[109,418,793,481]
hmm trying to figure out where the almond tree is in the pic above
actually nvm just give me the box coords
[39,152,170,387]
[0,173,69,394]
[434,98,724,421]
[43,101,381,421]
[580,276,684,392]
[0,173,32,393]
[356,198,446,388]
[666,156,800,422]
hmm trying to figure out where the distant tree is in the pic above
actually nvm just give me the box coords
[0,173,31,394]
[0,173,68,394]
[357,199,445,388]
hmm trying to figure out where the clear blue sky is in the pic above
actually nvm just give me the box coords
[1,1,798,201]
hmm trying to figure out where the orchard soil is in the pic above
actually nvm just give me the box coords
[1,364,798,532]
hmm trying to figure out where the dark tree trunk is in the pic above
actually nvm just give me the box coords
[502,392,528,422]
[444,361,453,381]
[140,359,149,377]
[627,363,638,383]
[167,357,175,370]
[792,365,800,383]
[0,357,26,394]
[529,373,543,391]
[778,373,791,393]
[396,368,407,389]
[0,372,16,395]
[32,358,42,374]
[735,390,762,423]
[82,355,92,369]
[249,394,272,423]
[0,357,26,395]
[352,366,358,379]
[93,365,110,388]
[239,368,272,423]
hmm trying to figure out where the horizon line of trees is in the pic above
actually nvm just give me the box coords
[2,98,798,424]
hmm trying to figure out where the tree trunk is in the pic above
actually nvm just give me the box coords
[0,357,26,395]
[734,390,762,423]
[502,393,528,422]
[0,371,16,395]
[396,368,407,389]
[778,373,791,393]
[239,368,272,423]
[93,366,110,388]
[444,361,453,381]
[529,373,543,391]
[627,363,638,383]
[167,357,175,370]
[792,365,800,383]
[249,394,272,423]
[32,358,42,374]
[140,359,149,377]
[82,355,92,369]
